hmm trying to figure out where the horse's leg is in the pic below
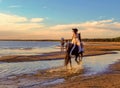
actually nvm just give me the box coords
[80,52,83,60]
[75,55,78,63]
[78,54,80,61]
[75,55,80,65]
[65,52,72,70]
[64,53,69,69]
[65,42,73,70]
[69,57,72,69]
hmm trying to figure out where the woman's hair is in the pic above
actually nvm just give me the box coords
[72,28,78,33]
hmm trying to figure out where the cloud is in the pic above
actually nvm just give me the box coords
[49,19,114,31]
[0,13,120,39]
[0,13,45,39]
[8,5,21,8]
[48,19,120,38]
[0,13,27,24]
[49,24,79,31]
[30,18,44,23]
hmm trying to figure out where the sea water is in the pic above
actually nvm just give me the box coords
[0,41,59,56]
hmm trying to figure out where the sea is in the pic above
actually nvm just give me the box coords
[0,41,60,56]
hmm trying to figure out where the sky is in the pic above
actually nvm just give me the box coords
[0,0,120,39]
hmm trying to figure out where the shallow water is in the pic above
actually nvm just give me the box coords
[0,51,120,78]
[83,51,120,76]
[0,60,64,78]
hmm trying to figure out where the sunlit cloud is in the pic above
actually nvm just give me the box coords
[0,13,27,24]
[30,18,44,23]
[49,24,78,30]
[0,13,45,39]
[49,19,120,39]
[49,19,114,31]
[0,13,120,39]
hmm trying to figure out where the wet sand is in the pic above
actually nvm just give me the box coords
[0,42,120,62]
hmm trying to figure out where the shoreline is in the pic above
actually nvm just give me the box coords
[0,51,117,62]
[0,42,120,62]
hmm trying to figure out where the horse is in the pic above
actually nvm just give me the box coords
[64,42,83,69]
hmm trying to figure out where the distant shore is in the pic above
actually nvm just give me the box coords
[0,36,120,42]
[0,39,61,41]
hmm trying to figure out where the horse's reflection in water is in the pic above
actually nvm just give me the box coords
[64,43,83,70]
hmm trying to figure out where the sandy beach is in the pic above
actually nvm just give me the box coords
[0,42,120,88]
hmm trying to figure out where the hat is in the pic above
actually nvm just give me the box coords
[72,28,78,32]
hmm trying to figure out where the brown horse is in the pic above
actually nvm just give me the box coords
[64,42,83,69]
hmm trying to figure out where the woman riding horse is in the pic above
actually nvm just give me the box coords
[64,28,84,69]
